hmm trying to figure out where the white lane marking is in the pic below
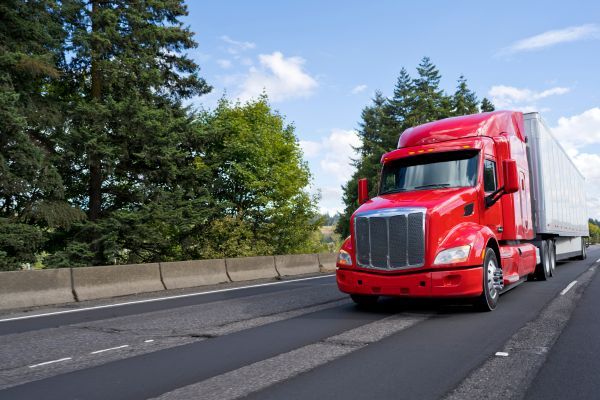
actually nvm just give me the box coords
[90,344,129,354]
[144,339,154,343]
[495,352,509,357]
[29,357,72,368]
[560,280,578,296]
[595,258,600,263]
[0,274,334,323]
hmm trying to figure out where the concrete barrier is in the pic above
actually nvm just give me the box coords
[318,252,337,272]
[72,263,164,301]
[160,259,229,289]
[225,256,278,282]
[0,269,75,310]
[275,254,320,276]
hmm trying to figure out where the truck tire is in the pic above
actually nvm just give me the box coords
[576,238,587,260]
[549,240,556,276]
[535,240,551,280]
[350,294,379,307]
[475,248,500,312]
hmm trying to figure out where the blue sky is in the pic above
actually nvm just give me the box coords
[183,1,600,219]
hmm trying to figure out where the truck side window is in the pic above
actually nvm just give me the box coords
[483,159,497,192]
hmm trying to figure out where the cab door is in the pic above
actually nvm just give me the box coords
[481,155,503,238]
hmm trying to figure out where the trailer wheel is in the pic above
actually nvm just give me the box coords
[535,240,551,280]
[475,248,500,312]
[576,238,587,260]
[549,240,556,276]
[350,294,379,307]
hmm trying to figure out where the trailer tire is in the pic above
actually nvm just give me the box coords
[549,240,556,276]
[576,238,587,260]
[475,248,500,312]
[350,294,379,308]
[535,240,551,280]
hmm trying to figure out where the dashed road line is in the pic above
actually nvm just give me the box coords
[560,280,577,295]
[144,339,155,343]
[0,274,334,323]
[28,357,72,368]
[495,352,509,357]
[596,257,600,263]
[90,345,129,354]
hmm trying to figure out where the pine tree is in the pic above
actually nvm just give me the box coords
[410,57,448,124]
[480,97,495,112]
[452,75,479,116]
[0,1,83,270]
[49,0,212,265]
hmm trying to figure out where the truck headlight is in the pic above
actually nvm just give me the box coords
[434,245,471,265]
[337,249,353,267]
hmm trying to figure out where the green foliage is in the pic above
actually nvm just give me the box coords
[336,57,488,237]
[589,220,600,244]
[1,1,323,270]
[193,98,324,257]
[480,97,495,112]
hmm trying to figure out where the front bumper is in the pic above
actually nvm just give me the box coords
[336,266,483,298]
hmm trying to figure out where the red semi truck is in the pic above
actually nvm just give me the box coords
[336,111,589,311]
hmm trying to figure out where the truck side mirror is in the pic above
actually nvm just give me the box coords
[358,178,369,205]
[503,159,519,194]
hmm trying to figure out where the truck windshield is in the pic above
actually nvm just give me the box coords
[380,150,479,194]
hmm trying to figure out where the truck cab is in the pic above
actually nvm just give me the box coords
[336,111,540,311]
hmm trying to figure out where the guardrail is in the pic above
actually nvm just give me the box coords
[0,252,337,310]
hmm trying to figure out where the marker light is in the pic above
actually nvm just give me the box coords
[434,245,471,265]
[337,249,353,267]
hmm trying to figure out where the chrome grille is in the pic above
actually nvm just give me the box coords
[354,208,425,270]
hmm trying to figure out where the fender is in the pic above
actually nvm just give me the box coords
[435,222,497,267]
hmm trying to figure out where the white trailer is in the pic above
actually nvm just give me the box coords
[524,112,589,260]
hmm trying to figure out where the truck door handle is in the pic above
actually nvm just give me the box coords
[497,226,504,233]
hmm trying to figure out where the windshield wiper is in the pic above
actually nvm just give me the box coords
[414,183,451,190]
[379,188,408,195]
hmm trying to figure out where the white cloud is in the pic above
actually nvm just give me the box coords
[216,59,232,69]
[551,108,600,219]
[302,129,360,183]
[220,35,256,54]
[488,85,570,110]
[237,52,318,102]
[302,129,361,214]
[553,107,600,149]
[501,24,600,54]
[351,84,368,94]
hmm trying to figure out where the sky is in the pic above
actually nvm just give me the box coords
[183,1,600,219]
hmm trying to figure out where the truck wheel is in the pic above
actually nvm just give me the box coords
[535,240,551,280]
[549,240,556,276]
[350,294,379,307]
[475,248,500,312]
[576,238,587,260]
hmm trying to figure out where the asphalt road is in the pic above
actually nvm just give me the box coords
[1,247,599,400]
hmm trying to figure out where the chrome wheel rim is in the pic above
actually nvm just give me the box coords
[544,247,551,276]
[487,259,498,299]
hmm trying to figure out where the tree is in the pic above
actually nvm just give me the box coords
[452,75,479,116]
[480,97,495,112]
[47,0,212,266]
[410,57,449,124]
[194,97,324,257]
[0,1,83,270]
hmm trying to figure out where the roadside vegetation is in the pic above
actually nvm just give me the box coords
[0,1,324,270]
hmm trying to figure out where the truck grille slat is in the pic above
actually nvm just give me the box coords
[354,208,425,270]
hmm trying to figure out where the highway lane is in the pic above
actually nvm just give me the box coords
[0,247,598,400]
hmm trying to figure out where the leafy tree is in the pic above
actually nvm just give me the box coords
[480,97,495,112]
[589,220,600,244]
[410,57,450,124]
[0,0,83,270]
[452,75,479,115]
[194,97,324,257]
